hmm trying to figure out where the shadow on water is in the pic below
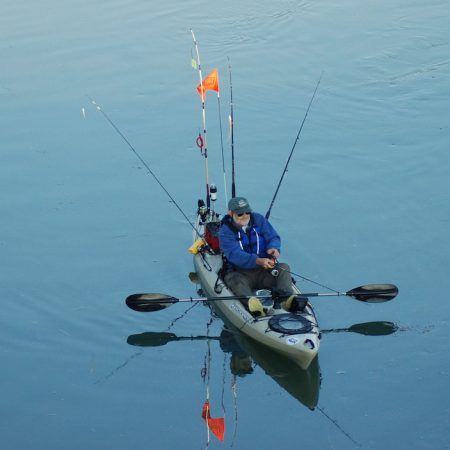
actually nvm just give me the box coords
[127,327,321,410]
[127,319,398,412]
[123,280,399,444]
[126,317,399,446]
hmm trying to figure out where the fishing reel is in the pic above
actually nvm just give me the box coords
[197,199,208,222]
[269,257,279,277]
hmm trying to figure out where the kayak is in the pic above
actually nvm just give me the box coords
[192,208,321,370]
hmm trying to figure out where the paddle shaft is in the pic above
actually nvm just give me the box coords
[166,285,399,303]
[172,291,349,303]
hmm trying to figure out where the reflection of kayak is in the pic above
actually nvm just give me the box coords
[127,326,320,410]
[192,211,321,371]
[219,327,321,410]
[126,320,400,412]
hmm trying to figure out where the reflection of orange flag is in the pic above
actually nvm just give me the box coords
[202,400,225,442]
[197,69,219,96]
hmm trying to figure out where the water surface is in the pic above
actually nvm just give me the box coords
[1,0,449,448]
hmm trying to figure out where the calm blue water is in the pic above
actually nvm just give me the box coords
[1,0,449,449]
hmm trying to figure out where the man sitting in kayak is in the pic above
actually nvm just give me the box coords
[219,196,301,317]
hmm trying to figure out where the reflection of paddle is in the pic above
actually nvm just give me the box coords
[125,284,399,312]
[127,332,218,347]
[322,321,398,336]
[126,321,398,347]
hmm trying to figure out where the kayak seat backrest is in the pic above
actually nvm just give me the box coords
[205,221,221,253]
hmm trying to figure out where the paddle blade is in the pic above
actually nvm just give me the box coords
[125,293,178,312]
[127,332,177,347]
[347,284,398,303]
[348,321,398,336]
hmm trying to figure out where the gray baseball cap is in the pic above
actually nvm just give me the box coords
[228,197,252,214]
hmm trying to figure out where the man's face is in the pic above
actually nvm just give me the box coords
[231,211,251,227]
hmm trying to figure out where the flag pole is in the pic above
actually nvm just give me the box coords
[190,29,210,210]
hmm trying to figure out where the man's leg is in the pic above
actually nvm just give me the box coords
[224,271,253,307]
[275,262,294,293]
[255,263,294,294]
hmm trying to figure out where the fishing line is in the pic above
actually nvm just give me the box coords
[265,72,323,219]
[274,261,340,293]
[86,95,202,238]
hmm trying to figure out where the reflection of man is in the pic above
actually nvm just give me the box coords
[219,196,297,316]
[230,354,253,377]
[219,329,253,377]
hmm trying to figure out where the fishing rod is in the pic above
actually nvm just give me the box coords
[265,72,323,219]
[228,57,236,198]
[191,29,211,211]
[86,96,202,238]
[215,70,228,208]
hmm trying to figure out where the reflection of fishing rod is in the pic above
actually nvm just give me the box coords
[93,351,143,385]
[317,406,361,448]
[93,304,199,385]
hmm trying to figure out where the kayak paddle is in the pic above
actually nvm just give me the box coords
[125,283,398,312]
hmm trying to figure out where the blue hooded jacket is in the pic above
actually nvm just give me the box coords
[219,212,281,269]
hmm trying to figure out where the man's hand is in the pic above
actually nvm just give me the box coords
[267,248,280,259]
[256,258,275,269]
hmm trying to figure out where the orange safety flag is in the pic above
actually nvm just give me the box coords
[202,400,225,442]
[197,69,219,97]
